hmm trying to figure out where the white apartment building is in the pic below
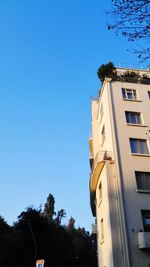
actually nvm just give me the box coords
[89,67,150,267]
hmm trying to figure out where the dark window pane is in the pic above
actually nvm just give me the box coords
[125,112,130,123]
[127,91,133,99]
[137,113,141,124]
[140,140,149,154]
[133,90,137,99]
[130,139,149,154]
[130,139,138,153]
[136,172,150,190]
[122,89,126,98]
[130,113,137,123]
[125,112,141,124]
[142,210,150,232]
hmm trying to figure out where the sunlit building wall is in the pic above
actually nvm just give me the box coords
[89,67,150,267]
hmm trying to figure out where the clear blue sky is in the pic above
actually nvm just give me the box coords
[0,0,144,231]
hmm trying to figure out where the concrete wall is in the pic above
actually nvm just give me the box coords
[96,163,114,267]
[110,80,150,267]
[90,74,150,267]
[91,81,128,267]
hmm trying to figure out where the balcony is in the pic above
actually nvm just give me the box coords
[90,151,112,191]
[138,232,150,249]
[90,151,112,216]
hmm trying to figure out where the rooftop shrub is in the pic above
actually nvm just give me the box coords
[97,62,116,82]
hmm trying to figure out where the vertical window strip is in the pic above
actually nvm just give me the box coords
[100,219,104,241]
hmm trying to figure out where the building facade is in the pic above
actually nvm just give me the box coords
[89,67,150,267]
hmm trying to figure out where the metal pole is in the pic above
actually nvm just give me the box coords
[26,219,38,264]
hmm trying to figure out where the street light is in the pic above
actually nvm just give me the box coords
[26,219,38,264]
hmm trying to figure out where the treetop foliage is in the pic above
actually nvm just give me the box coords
[43,193,56,221]
[67,217,76,230]
[0,216,11,233]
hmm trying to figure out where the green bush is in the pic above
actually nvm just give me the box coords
[97,62,116,82]
[123,71,140,79]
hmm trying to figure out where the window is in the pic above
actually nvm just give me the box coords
[148,91,150,100]
[99,182,102,201]
[101,125,105,145]
[142,210,150,232]
[130,138,149,154]
[99,102,103,121]
[122,88,137,100]
[100,219,104,241]
[125,111,142,124]
[135,171,150,190]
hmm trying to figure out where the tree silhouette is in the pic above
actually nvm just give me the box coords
[54,209,66,224]
[43,193,56,221]
[0,193,97,267]
[67,217,76,230]
[0,216,11,233]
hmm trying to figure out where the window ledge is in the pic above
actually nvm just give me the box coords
[131,153,150,157]
[136,189,150,193]
[126,123,148,127]
[122,98,142,102]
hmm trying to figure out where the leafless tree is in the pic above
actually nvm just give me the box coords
[107,0,150,61]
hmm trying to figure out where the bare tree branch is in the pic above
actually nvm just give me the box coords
[107,0,150,61]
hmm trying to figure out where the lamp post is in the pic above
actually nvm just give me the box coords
[26,219,38,264]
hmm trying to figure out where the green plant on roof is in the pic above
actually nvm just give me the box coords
[142,73,148,79]
[122,70,140,79]
[97,62,116,82]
